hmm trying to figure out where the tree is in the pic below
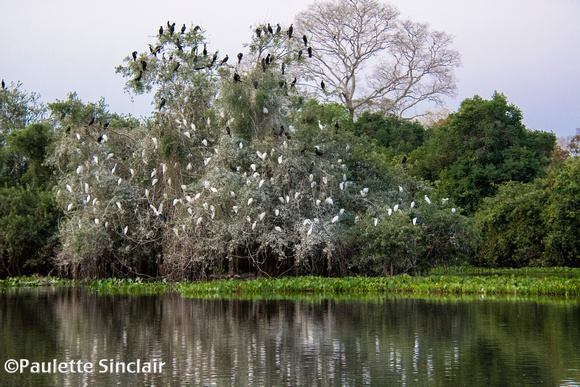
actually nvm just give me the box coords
[294,0,461,117]
[411,93,556,214]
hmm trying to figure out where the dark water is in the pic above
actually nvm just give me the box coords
[1,287,579,386]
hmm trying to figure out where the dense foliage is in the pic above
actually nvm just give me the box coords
[0,18,576,279]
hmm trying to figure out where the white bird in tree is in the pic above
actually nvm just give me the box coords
[332,215,339,223]
[123,226,128,235]
[275,226,282,233]
[247,198,254,206]
[413,218,417,225]
[201,139,208,146]
[374,218,379,226]
[425,195,431,204]
[116,201,122,211]
[65,184,73,193]
[258,212,266,221]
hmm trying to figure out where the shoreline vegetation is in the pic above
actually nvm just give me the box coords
[2,267,580,298]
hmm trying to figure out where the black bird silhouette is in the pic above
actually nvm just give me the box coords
[237,52,243,63]
[321,80,325,90]
[308,161,314,175]
[97,135,103,143]
[88,116,95,126]
[298,50,302,59]
[315,146,324,156]
[276,23,281,34]
[253,81,258,89]
[175,39,182,51]
[303,35,308,46]
[291,78,297,87]
[193,25,200,33]
[1,79,5,89]
[265,53,271,65]
[209,52,218,67]
[158,98,166,111]
[65,126,71,134]
[279,126,285,136]
[181,24,186,34]
[226,126,231,137]
[268,23,273,34]
[255,28,262,38]
[203,43,207,56]
[308,47,313,58]
[401,156,407,164]
[261,58,267,73]
[281,63,285,75]
[103,122,109,129]
[132,51,137,61]
[141,60,147,71]
[159,26,163,36]
[169,23,175,35]
[334,122,339,133]
[219,55,228,66]
[288,24,293,38]
[285,131,291,140]
[233,73,241,82]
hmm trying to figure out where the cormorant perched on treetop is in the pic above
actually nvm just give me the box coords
[132,51,137,61]
[256,28,262,38]
[276,23,281,34]
[303,35,308,46]
[308,47,312,58]
[321,80,325,90]
[226,126,231,137]
[219,55,228,66]
[1,80,4,89]
[288,24,293,38]
[203,43,207,56]
[291,78,297,87]
[267,23,273,34]
[158,98,166,111]
[193,25,200,33]
[237,52,243,63]
[233,73,241,82]
[88,116,95,126]
[181,24,186,34]
[159,26,163,36]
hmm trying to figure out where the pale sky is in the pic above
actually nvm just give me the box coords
[1,0,578,137]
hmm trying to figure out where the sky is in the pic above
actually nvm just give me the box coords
[1,0,579,138]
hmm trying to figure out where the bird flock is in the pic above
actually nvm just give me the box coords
[56,20,460,261]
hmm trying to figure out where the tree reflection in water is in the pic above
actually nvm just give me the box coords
[1,288,579,386]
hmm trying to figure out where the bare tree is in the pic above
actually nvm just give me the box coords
[295,0,461,118]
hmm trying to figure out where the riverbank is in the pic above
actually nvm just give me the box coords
[2,268,579,297]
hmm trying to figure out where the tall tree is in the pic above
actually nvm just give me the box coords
[295,0,461,117]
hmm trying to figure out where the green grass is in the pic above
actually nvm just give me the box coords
[0,275,78,287]
[3,268,580,298]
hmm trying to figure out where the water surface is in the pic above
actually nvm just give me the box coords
[1,287,579,386]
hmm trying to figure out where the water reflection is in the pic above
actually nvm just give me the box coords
[1,288,579,386]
